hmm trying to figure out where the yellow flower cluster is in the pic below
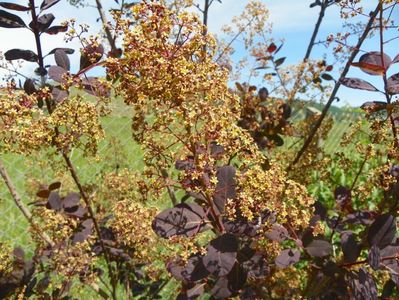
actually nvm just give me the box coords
[107,1,261,171]
[0,242,13,275]
[235,163,314,229]
[0,87,103,156]
[111,200,158,262]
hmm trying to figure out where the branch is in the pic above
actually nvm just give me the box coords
[29,1,117,297]
[94,0,117,52]
[288,4,381,170]
[0,159,54,247]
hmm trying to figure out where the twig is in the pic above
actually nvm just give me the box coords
[160,169,178,206]
[378,2,398,147]
[288,3,381,170]
[0,159,54,247]
[287,0,328,104]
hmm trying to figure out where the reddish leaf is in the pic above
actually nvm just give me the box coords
[48,181,61,191]
[267,43,277,53]
[352,51,391,75]
[202,234,238,277]
[341,78,379,91]
[72,219,93,244]
[36,189,50,198]
[321,73,334,81]
[0,9,26,28]
[0,2,30,11]
[167,258,185,281]
[5,49,37,62]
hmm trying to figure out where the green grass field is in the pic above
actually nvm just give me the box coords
[0,99,143,248]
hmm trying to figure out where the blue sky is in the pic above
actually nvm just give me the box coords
[0,0,398,107]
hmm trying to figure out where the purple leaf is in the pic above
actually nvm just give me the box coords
[180,254,209,282]
[47,48,75,56]
[348,268,378,300]
[30,13,54,32]
[47,191,62,211]
[52,87,68,103]
[40,0,61,10]
[5,49,37,62]
[368,245,380,271]
[213,165,236,214]
[210,264,246,299]
[54,49,70,71]
[305,239,332,257]
[152,203,208,238]
[45,25,68,35]
[202,234,238,277]
[23,79,36,95]
[341,231,361,263]
[0,9,25,28]
[275,248,300,269]
[265,223,288,242]
[0,2,30,11]
[242,252,269,278]
[48,65,67,83]
[368,214,396,249]
[360,101,387,113]
[63,192,80,209]
[341,78,379,91]
[387,73,399,95]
